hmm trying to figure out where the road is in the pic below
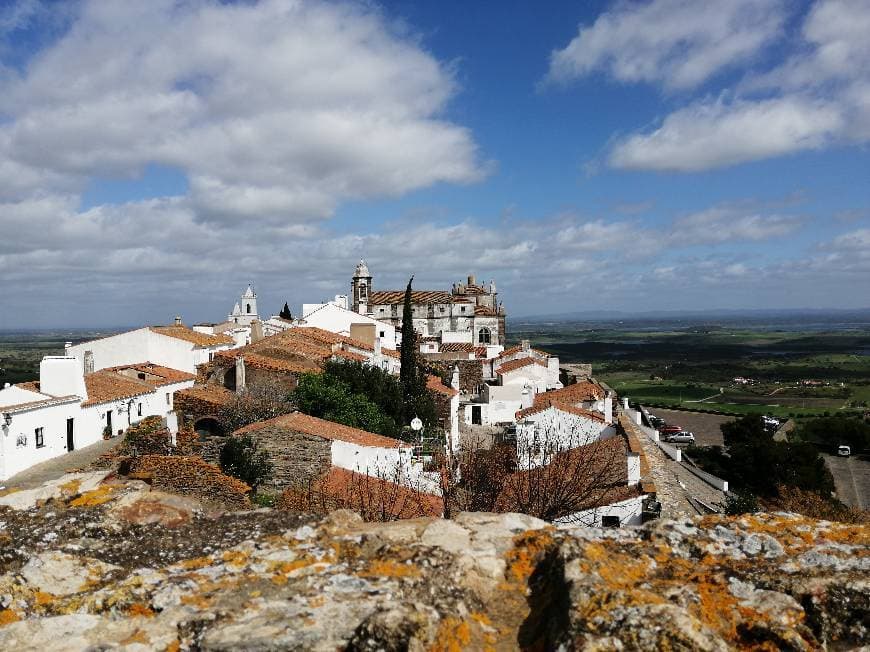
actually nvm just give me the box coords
[823,453,870,510]
[1,436,122,490]
[645,408,733,448]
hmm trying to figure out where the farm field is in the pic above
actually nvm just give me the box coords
[0,329,120,385]
[511,313,870,420]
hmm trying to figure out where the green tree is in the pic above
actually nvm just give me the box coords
[720,414,771,447]
[279,302,293,320]
[322,359,403,426]
[293,372,398,436]
[219,435,273,493]
[794,416,870,452]
[397,277,438,434]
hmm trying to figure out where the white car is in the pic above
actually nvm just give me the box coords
[838,445,851,457]
[665,431,695,444]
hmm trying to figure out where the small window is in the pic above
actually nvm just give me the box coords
[246,303,252,314]
[602,515,620,528]
[379,330,385,337]
[209,352,215,361]
[165,392,171,406]
[35,427,44,448]
[137,403,142,417]
[461,306,466,313]
[478,327,492,345]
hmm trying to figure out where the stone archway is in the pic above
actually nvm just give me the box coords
[194,417,224,440]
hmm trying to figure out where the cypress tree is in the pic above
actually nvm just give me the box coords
[400,276,417,413]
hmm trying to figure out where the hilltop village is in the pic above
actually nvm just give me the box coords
[0,262,718,527]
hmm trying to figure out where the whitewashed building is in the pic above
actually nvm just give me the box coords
[300,301,398,350]
[66,322,235,375]
[0,358,194,481]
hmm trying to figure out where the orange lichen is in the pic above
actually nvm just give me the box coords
[0,609,21,625]
[503,529,555,584]
[270,574,288,586]
[308,595,326,608]
[69,485,115,507]
[33,591,55,606]
[429,617,472,652]
[126,603,155,618]
[120,629,151,646]
[221,550,249,567]
[360,559,421,579]
[178,556,212,570]
[59,479,82,495]
[180,594,212,609]
[164,640,181,652]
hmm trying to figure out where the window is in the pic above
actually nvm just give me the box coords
[35,427,44,448]
[379,330,385,337]
[137,403,142,417]
[602,515,620,528]
[461,306,466,313]
[209,352,215,361]
[246,303,252,314]
[359,284,368,299]
[165,392,171,406]
[478,327,492,344]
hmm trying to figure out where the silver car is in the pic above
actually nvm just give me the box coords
[665,431,695,444]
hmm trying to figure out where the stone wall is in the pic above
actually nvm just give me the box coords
[427,359,483,394]
[0,497,867,651]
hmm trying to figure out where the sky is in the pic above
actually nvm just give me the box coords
[0,0,868,328]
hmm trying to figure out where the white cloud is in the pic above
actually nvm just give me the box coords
[604,0,870,171]
[669,206,803,244]
[0,0,485,215]
[547,0,786,90]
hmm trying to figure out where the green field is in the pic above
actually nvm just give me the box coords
[510,317,870,419]
[0,329,119,385]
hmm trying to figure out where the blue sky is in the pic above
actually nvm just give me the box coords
[0,0,868,328]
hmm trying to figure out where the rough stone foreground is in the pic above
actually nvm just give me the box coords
[0,474,868,650]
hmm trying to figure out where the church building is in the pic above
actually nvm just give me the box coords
[228,284,259,326]
[350,261,505,347]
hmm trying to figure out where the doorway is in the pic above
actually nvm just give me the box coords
[106,410,112,437]
[66,418,75,452]
[471,405,482,425]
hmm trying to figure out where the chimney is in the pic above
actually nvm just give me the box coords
[250,320,264,343]
[451,365,460,391]
[467,274,476,286]
[604,391,613,424]
[521,339,530,352]
[83,350,95,375]
[174,316,182,326]
[234,356,246,393]
[521,385,533,410]
[374,336,382,357]
[40,356,88,399]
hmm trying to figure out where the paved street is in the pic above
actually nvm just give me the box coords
[823,454,870,510]
[1,437,122,490]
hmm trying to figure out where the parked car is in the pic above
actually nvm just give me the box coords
[664,431,695,444]
[660,425,682,436]
[838,445,851,457]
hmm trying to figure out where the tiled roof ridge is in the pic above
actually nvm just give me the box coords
[495,357,547,375]
[234,411,412,449]
[516,398,605,423]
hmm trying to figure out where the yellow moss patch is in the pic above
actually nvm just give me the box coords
[59,479,82,495]
[429,617,472,652]
[0,609,21,625]
[0,487,21,497]
[270,574,288,586]
[180,594,211,609]
[68,485,114,507]
[308,595,326,608]
[360,559,421,579]
[164,640,181,652]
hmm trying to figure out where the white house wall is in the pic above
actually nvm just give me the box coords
[0,399,80,480]
[329,440,411,479]
[516,406,614,469]
[554,494,645,527]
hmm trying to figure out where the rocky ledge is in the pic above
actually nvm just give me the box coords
[0,472,868,650]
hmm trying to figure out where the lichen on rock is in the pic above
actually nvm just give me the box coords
[0,474,867,650]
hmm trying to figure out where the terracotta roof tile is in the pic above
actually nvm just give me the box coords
[495,357,547,375]
[540,381,605,403]
[516,398,605,423]
[312,467,443,518]
[234,412,412,449]
[104,362,195,387]
[369,290,453,305]
[334,350,368,363]
[175,384,235,406]
[381,348,401,359]
[440,343,474,353]
[498,344,550,359]
[83,370,154,406]
[474,305,498,316]
[427,375,458,397]
[150,325,234,347]
[293,326,373,352]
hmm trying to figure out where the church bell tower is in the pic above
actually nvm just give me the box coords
[351,260,372,314]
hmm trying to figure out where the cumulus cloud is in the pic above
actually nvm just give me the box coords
[0,0,485,216]
[546,0,786,90]
[603,0,870,171]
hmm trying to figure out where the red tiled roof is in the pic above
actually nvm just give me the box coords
[440,343,474,353]
[150,325,234,347]
[83,370,153,406]
[313,467,443,518]
[369,290,453,305]
[516,398,605,423]
[14,381,41,393]
[498,344,550,359]
[381,348,401,359]
[474,305,498,316]
[539,380,605,404]
[232,352,322,374]
[427,374,458,397]
[175,384,235,407]
[234,412,412,449]
[104,362,195,387]
[334,350,368,363]
[294,326,373,352]
[495,357,547,375]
